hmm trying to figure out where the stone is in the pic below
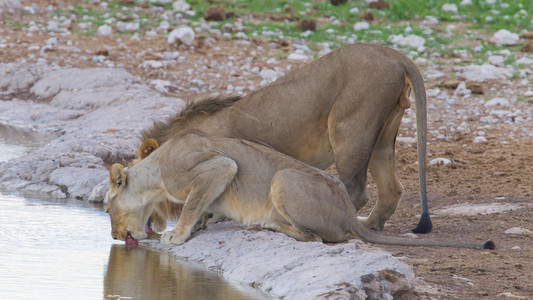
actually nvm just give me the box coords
[330,0,347,6]
[369,0,389,9]
[442,3,458,13]
[389,34,425,48]
[297,19,316,31]
[172,0,190,12]
[461,64,512,82]
[203,5,225,21]
[353,21,370,31]
[490,29,519,46]
[521,41,533,53]
[168,26,195,46]
[97,24,112,36]
[360,11,374,21]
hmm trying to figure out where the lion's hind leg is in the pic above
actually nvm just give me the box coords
[362,102,406,231]
[268,169,354,243]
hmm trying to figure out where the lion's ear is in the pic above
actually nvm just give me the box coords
[138,138,159,160]
[110,163,126,188]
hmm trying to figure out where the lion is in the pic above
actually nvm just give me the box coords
[140,43,432,234]
[106,132,494,249]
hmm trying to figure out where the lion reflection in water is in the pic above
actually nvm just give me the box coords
[104,245,264,299]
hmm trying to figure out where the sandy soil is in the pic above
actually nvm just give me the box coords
[2,2,532,298]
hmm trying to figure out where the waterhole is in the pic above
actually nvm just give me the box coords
[0,127,269,300]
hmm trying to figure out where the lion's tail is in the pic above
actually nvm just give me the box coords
[350,218,494,249]
[403,60,432,234]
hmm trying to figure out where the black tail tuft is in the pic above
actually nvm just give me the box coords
[412,212,433,234]
[483,240,496,250]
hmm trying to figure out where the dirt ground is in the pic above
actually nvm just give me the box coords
[2,3,533,299]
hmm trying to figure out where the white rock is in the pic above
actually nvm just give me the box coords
[49,167,108,200]
[397,137,416,143]
[421,16,439,25]
[0,0,23,14]
[172,0,191,12]
[28,25,40,32]
[496,292,528,299]
[488,55,504,66]
[504,227,532,235]
[259,68,277,81]
[235,32,247,39]
[389,34,425,48]
[349,7,360,14]
[142,60,165,69]
[515,57,533,65]
[47,20,60,32]
[97,24,112,36]
[168,26,195,46]
[484,97,510,107]
[143,221,415,299]
[429,157,453,166]
[479,115,499,124]
[287,52,309,61]
[511,246,521,251]
[150,79,174,93]
[473,136,487,143]
[158,20,170,32]
[490,29,519,46]
[266,58,278,64]
[460,0,472,5]
[92,55,107,63]
[46,37,58,46]
[442,3,458,13]
[461,64,512,82]
[353,21,369,31]
[116,21,140,32]
[454,81,471,96]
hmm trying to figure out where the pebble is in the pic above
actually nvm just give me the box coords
[116,21,140,33]
[353,21,369,31]
[461,64,512,82]
[429,157,453,166]
[287,52,309,61]
[504,227,532,235]
[442,3,458,13]
[473,136,487,143]
[172,0,191,12]
[484,98,510,107]
[168,26,195,46]
[490,29,519,46]
[97,25,112,36]
[389,34,426,48]
[488,55,504,66]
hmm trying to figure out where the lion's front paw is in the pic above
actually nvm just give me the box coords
[161,231,189,245]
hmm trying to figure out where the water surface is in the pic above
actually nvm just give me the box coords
[0,192,268,300]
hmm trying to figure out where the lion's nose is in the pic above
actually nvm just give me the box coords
[112,231,127,241]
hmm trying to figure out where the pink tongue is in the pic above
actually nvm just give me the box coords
[145,224,154,234]
[125,237,138,245]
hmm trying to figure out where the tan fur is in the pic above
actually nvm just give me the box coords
[131,139,210,233]
[106,132,493,249]
[140,44,432,233]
